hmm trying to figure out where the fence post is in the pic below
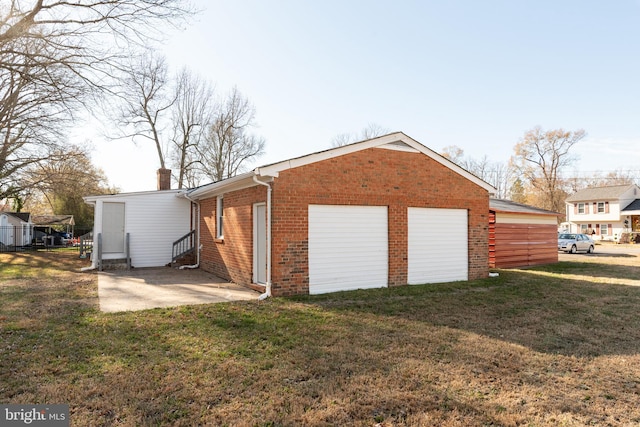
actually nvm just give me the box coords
[126,233,131,270]
[97,233,103,271]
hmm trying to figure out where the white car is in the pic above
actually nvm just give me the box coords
[558,233,595,254]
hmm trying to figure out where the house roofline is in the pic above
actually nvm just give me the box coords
[186,132,496,200]
[0,212,32,223]
[565,184,639,203]
[255,132,496,194]
[490,198,561,216]
[84,189,185,205]
[182,171,259,200]
[491,208,562,217]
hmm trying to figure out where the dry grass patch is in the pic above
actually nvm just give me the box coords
[1,251,640,426]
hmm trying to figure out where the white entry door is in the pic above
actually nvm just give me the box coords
[408,207,468,284]
[253,203,267,284]
[102,202,125,253]
[308,205,388,295]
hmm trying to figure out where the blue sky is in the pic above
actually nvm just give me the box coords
[87,1,640,192]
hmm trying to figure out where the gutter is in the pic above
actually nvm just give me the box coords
[252,174,272,300]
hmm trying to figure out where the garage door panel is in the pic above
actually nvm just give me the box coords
[408,207,468,284]
[309,205,388,295]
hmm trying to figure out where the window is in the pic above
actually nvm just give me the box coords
[600,224,608,235]
[597,202,605,213]
[577,203,585,214]
[580,224,588,233]
[216,196,224,238]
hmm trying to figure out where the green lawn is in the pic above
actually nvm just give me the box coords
[1,251,640,426]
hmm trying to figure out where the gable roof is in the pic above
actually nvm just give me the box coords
[622,199,640,212]
[187,132,496,199]
[490,199,560,216]
[565,184,638,202]
[31,215,75,226]
[1,212,31,223]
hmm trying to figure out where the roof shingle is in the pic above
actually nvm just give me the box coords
[565,184,637,202]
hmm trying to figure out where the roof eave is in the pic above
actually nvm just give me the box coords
[254,131,496,194]
[185,171,257,200]
[492,208,561,216]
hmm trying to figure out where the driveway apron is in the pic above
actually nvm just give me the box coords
[98,267,259,312]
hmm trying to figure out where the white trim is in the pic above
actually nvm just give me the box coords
[185,132,496,201]
[376,142,420,153]
[185,172,256,200]
[84,189,184,204]
[216,195,224,239]
[254,132,496,194]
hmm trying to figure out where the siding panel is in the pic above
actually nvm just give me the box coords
[91,191,191,268]
[491,223,558,268]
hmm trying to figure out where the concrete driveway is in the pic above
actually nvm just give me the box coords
[98,267,260,313]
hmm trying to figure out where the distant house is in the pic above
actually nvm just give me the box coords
[489,199,560,268]
[31,214,76,235]
[0,212,33,247]
[564,184,640,241]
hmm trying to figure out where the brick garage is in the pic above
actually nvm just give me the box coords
[188,132,495,296]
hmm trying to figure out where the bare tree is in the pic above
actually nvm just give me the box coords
[0,1,192,77]
[25,145,113,225]
[566,170,636,193]
[115,52,174,169]
[510,126,586,212]
[331,123,390,147]
[170,68,214,188]
[440,145,512,198]
[0,1,194,198]
[440,145,466,166]
[486,161,513,199]
[0,39,82,199]
[198,87,266,182]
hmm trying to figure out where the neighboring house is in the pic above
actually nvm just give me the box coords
[83,190,192,268]
[0,212,33,247]
[564,184,640,241]
[32,214,76,236]
[489,199,560,268]
[185,132,496,296]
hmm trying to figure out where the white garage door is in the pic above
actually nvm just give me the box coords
[308,205,388,295]
[408,207,468,284]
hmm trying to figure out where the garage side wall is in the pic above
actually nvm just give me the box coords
[200,186,267,285]
[489,211,558,268]
[270,147,490,296]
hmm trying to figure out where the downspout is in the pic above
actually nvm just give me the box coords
[253,174,272,300]
[179,192,201,270]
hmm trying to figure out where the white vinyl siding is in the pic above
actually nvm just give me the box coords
[408,207,468,284]
[308,205,388,295]
[90,191,191,268]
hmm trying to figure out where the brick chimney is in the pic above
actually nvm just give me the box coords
[157,168,171,191]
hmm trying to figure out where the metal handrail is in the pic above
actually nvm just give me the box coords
[172,230,196,265]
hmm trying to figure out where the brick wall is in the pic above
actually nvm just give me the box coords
[199,185,267,285]
[269,147,489,296]
[198,146,490,296]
